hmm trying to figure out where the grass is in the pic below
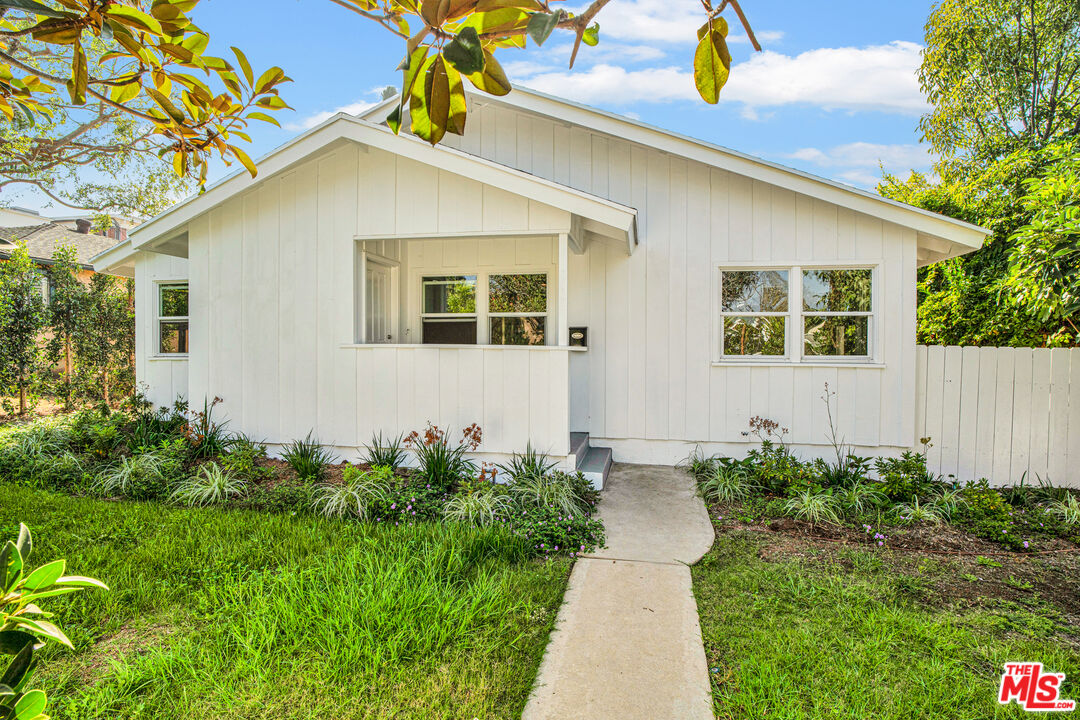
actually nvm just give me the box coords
[693,531,1080,719]
[1,485,570,719]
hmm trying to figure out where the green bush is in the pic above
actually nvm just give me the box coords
[875,452,937,502]
[94,449,175,500]
[313,466,395,519]
[746,441,817,496]
[219,435,270,481]
[508,470,591,517]
[507,503,605,556]
[282,432,338,482]
[445,484,513,527]
[171,461,246,507]
[363,432,407,470]
[407,425,477,492]
[244,483,315,515]
[952,481,1029,550]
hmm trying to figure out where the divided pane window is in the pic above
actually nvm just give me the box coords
[422,276,477,345]
[720,270,788,357]
[802,269,872,357]
[489,273,547,346]
[158,283,188,354]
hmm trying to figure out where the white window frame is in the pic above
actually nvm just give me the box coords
[718,268,791,360]
[420,274,479,344]
[417,270,552,346]
[486,272,550,346]
[715,263,878,365]
[157,281,189,356]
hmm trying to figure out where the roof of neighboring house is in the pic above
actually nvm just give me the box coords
[0,222,117,269]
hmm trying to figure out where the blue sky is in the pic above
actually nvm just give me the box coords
[14,0,941,211]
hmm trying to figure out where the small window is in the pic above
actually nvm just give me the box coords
[158,283,188,354]
[720,270,788,357]
[489,273,547,346]
[802,269,872,357]
[422,276,476,345]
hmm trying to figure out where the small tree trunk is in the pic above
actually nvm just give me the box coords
[18,385,25,416]
[64,336,72,409]
[103,368,110,407]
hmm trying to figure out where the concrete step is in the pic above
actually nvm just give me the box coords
[570,432,589,468]
[579,445,612,490]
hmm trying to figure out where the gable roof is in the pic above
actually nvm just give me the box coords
[95,113,638,274]
[361,88,989,264]
[0,223,116,268]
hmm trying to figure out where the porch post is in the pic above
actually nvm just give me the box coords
[557,232,569,346]
[358,246,367,344]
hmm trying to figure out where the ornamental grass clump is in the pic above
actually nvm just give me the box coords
[445,485,513,527]
[364,432,407,470]
[699,465,752,503]
[172,461,246,506]
[406,423,481,492]
[782,489,840,524]
[1047,494,1080,527]
[509,470,590,518]
[499,443,558,483]
[895,497,944,524]
[313,466,395,519]
[282,432,338,482]
[836,479,887,516]
[680,446,718,483]
[95,450,170,499]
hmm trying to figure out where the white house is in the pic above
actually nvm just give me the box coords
[93,89,987,487]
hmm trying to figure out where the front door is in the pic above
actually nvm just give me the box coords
[365,261,393,343]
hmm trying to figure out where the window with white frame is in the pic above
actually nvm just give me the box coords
[420,272,549,346]
[158,283,189,354]
[802,268,872,358]
[720,269,789,357]
[719,267,874,361]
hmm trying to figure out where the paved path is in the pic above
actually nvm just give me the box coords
[522,464,715,720]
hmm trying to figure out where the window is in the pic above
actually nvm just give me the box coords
[717,266,874,362]
[488,273,547,346]
[720,270,788,357]
[802,268,872,357]
[422,276,476,345]
[158,283,188,354]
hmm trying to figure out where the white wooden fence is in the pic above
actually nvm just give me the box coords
[915,345,1080,488]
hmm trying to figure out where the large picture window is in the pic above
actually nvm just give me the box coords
[720,270,788,357]
[158,283,188,354]
[488,273,547,346]
[717,266,874,362]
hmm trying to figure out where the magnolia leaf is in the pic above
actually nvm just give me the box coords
[696,16,728,41]
[693,27,728,104]
[420,0,450,27]
[446,61,467,135]
[444,0,478,21]
[54,576,108,590]
[30,19,81,45]
[246,111,280,127]
[460,7,528,35]
[104,5,164,35]
[254,66,285,94]
[466,49,511,96]
[21,560,64,590]
[146,87,185,122]
[172,151,186,176]
[0,0,65,19]
[475,0,542,10]
[0,631,34,656]
[13,689,46,720]
[15,525,30,562]
[443,26,484,75]
[230,144,257,177]
[1,642,33,689]
[1,541,24,593]
[386,102,402,133]
[231,46,254,86]
[410,53,450,145]
[526,10,561,47]
[13,618,71,649]
[158,42,194,63]
[582,22,599,46]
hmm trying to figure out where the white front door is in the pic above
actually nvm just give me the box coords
[365,262,393,343]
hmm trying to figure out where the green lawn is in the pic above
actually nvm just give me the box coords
[1,485,569,720]
[693,531,1080,719]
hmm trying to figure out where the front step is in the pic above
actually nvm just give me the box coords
[572,433,612,490]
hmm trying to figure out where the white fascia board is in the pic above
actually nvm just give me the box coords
[90,238,137,276]
[468,88,989,249]
[130,114,636,249]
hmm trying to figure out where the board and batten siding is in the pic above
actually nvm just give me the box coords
[440,102,918,461]
[916,345,1080,488]
[134,251,189,408]
[180,144,572,457]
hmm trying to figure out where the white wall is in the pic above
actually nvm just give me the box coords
[179,145,573,456]
[441,102,918,462]
[134,251,189,407]
[917,345,1080,488]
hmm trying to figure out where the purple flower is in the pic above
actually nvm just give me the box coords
[1023,541,1030,549]
[391,503,397,510]
[877,541,884,546]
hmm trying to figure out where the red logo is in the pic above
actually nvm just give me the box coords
[999,663,1076,712]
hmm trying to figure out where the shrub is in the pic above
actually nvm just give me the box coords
[1,523,106,720]
[220,435,270,481]
[895,497,943,524]
[313,466,395,519]
[782,488,840,524]
[930,486,968,520]
[500,444,558,483]
[405,423,479,492]
[508,470,590,517]
[27,452,86,492]
[181,397,230,459]
[245,483,315,514]
[94,450,172,500]
[699,464,752,503]
[282,432,338,482]
[445,485,513,527]
[952,481,1029,550]
[815,454,872,490]
[130,399,188,449]
[372,481,449,523]
[507,503,605,555]
[1047,494,1080,527]
[172,462,246,506]
[363,432,407,470]
[836,479,886,516]
[747,441,817,496]
[875,452,937,502]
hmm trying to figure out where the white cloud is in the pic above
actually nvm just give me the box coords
[288,99,379,131]
[729,30,785,45]
[514,41,927,116]
[787,142,931,169]
[570,0,783,46]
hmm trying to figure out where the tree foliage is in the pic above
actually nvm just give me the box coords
[45,244,85,406]
[0,0,292,212]
[72,272,132,406]
[0,244,46,415]
[331,0,760,145]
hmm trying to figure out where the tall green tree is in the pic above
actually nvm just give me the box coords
[73,273,129,406]
[881,0,1080,347]
[45,244,86,407]
[0,243,46,414]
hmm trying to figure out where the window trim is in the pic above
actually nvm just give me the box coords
[716,263,878,365]
[417,270,551,346]
[156,281,189,357]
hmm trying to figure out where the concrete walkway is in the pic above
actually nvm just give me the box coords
[522,464,715,720]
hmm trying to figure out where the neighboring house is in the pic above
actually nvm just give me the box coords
[93,89,988,487]
[0,221,119,292]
